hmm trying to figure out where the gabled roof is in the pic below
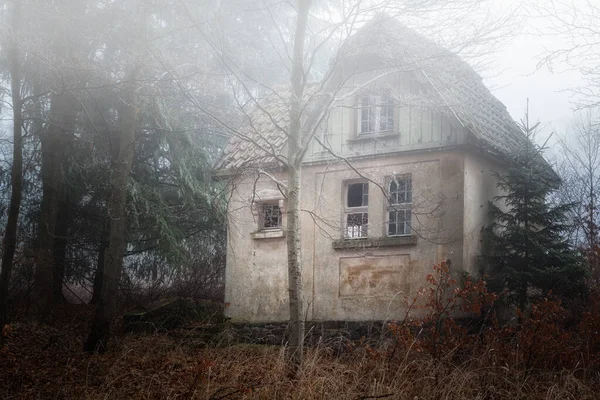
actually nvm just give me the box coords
[217,15,548,173]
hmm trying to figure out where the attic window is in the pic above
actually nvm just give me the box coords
[345,182,369,238]
[359,95,394,135]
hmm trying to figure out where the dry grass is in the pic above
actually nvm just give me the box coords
[2,317,600,400]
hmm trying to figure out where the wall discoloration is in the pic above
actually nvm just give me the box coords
[339,255,410,297]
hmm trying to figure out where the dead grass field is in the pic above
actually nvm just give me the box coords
[2,311,600,400]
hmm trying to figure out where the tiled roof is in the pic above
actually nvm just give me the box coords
[216,89,291,170]
[217,16,548,172]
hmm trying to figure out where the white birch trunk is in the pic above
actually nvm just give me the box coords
[286,0,311,370]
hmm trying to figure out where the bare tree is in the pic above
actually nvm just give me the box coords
[556,111,600,283]
[530,0,600,108]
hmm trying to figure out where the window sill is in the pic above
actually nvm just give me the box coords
[332,235,417,250]
[251,229,285,240]
[347,131,397,143]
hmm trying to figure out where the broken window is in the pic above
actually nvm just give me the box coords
[388,176,412,236]
[359,95,394,135]
[261,204,282,230]
[345,182,368,238]
[347,182,368,207]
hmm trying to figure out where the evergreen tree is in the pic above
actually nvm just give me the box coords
[486,108,588,309]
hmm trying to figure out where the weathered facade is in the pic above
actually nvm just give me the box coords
[217,17,532,323]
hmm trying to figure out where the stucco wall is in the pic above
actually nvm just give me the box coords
[462,152,505,276]
[225,150,473,323]
[224,173,291,322]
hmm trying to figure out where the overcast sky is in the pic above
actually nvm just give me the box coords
[0,1,591,150]
[483,0,589,149]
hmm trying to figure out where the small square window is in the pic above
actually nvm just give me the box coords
[261,204,282,230]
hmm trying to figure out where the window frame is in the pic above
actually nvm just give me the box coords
[259,202,283,231]
[357,94,395,136]
[386,175,412,237]
[344,181,369,239]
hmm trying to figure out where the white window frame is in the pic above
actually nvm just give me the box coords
[344,181,369,239]
[387,175,412,237]
[358,95,394,135]
[260,202,282,230]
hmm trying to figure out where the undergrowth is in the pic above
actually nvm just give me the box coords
[2,261,600,399]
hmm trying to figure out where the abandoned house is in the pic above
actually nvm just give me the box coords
[216,16,541,323]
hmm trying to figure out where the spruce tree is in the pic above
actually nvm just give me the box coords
[486,108,588,309]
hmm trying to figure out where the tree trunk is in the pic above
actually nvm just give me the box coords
[52,192,70,304]
[84,74,138,353]
[90,229,109,305]
[34,91,77,317]
[285,0,311,371]
[0,2,23,340]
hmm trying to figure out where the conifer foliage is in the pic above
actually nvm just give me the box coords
[486,110,588,309]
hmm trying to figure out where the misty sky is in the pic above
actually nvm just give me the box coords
[0,1,591,149]
[484,0,589,148]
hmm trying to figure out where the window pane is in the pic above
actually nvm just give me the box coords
[347,183,368,207]
[388,209,411,236]
[389,180,397,203]
[346,212,368,238]
[361,104,369,134]
[398,211,406,234]
[388,176,412,204]
[368,105,377,133]
[388,223,397,236]
[360,97,372,134]
[380,98,394,131]
[389,210,397,223]
[359,95,394,134]
[361,119,369,134]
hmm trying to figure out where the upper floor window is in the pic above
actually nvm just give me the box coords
[359,95,394,135]
[345,182,368,238]
[387,175,412,236]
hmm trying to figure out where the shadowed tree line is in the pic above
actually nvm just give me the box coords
[0,0,238,350]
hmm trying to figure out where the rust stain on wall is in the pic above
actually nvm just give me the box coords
[340,255,410,297]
